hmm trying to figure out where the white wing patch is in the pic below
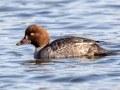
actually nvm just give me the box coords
[75,42,93,45]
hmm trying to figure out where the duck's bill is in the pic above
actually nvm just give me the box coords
[16,39,31,46]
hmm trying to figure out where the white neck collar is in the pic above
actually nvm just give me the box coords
[34,47,43,59]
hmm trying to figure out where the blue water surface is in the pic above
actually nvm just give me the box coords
[0,0,120,90]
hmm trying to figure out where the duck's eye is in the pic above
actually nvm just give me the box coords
[30,33,34,36]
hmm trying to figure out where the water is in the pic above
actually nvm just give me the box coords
[0,0,120,90]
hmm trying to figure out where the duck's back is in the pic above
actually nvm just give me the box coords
[39,37,110,58]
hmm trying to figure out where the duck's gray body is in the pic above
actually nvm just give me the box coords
[35,37,110,59]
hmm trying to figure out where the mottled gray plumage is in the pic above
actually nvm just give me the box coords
[36,36,110,59]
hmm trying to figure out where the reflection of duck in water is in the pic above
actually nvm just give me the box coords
[16,24,114,59]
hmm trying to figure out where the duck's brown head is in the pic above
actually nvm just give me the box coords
[16,24,50,47]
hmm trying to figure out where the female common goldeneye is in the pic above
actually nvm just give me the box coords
[16,24,111,59]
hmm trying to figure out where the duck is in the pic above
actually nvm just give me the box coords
[16,24,112,59]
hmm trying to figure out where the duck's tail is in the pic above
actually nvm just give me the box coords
[91,44,117,56]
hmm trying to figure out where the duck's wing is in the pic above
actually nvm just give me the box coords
[50,36,96,50]
[49,36,110,57]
